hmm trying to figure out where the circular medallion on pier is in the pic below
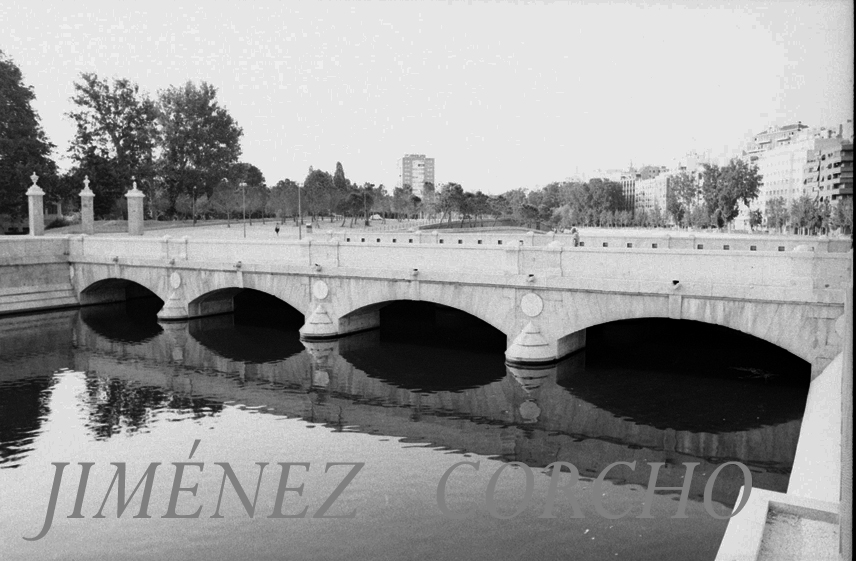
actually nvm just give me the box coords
[520,293,543,317]
[312,280,329,300]
[169,272,181,289]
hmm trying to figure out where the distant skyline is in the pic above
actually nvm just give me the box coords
[1,1,853,194]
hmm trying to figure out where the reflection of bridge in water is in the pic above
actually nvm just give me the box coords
[0,307,803,507]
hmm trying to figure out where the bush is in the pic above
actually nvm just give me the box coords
[46,217,73,230]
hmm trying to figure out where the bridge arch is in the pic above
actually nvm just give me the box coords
[332,283,514,341]
[184,286,305,321]
[79,277,164,308]
[550,291,840,373]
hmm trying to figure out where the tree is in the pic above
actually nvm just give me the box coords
[66,73,158,215]
[789,195,817,235]
[702,159,761,228]
[329,162,350,221]
[302,168,332,222]
[650,202,665,227]
[689,204,710,228]
[669,171,697,227]
[0,50,58,220]
[269,179,300,222]
[666,184,684,226]
[228,162,266,224]
[157,81,242,212]
[748,209,763,231]
[209,179,239,225]
[765,196,789,233]
[831,198,853,234]
[489,195,510,226]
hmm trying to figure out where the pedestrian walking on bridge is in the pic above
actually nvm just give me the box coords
[275,225,280,236]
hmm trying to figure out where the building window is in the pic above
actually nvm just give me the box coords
[603,242,609,248]
[778,246,785,252]
[392,239,396,243]
[346,237,351,242]
[579,242,585,247]
[626,243,633,248]
[750,245,757,251]
[477,240,482,244]
[439,239,444,244]
[723,245,730,250]
[457,239,462,244]
[361,238,365,242]
[376,238,381,243]
[408,239,413,243]
[697,244,704,250]
[651,243,658,249]
[498,240,503,245]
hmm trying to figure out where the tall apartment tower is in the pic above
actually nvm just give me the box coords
[397,154,435,196]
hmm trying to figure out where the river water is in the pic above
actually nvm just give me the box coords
[0,295,809,560]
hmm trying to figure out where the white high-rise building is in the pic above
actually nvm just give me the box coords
[397,154,435,197]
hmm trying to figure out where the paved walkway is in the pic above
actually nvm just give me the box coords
[136,220,428,240]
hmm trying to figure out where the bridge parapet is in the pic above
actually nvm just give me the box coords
[318,229,851,253]
[64,236,852,294]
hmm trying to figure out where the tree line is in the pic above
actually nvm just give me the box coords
[2,50,852,234]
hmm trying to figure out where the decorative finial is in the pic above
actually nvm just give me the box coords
[83,175,90,190]
[30,172,39,186]
[132,175,137,190]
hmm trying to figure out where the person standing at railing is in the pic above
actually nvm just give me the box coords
[571,227,580,247]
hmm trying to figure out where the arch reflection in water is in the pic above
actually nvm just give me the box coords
[2,302,807,512]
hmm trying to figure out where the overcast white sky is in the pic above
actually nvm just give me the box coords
[1,1,853,194]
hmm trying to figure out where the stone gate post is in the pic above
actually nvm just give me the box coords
[26,172,45,236]
[125,176,145,236]
[79,175,95,235]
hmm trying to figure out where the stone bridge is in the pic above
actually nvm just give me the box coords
[0,234,851,376]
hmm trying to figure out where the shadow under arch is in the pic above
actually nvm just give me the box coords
[340,293,511,341]
[336,301,508,392]
[80,280,164,343]
[187,288,305,364]
[555,317,810,433]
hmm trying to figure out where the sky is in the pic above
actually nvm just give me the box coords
[1,1,853,194]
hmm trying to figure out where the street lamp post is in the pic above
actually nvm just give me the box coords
[192,185,197,226]
[240,182,247,238]
[221,178,230,227]
[297,182,303,240]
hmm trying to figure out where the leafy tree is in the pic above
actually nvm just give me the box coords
[666,184,684,226]
[789,195,817,234]
[765,197,789,233]
[489,195,510,225]
[269,179,301,223]
[748,209,763,231]
[702,160,761,228]
[0,50,58,219]
[157,81,242,212]
[689,204,710,228]
[66,73,158,215]
[209,179,239,225]
[668,171,697,227]
[831,198,853,234]
[228,162,266,224]
[650,202,665,227]
[302,168,331,222]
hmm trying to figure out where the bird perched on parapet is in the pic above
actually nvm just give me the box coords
[275,225,280,236]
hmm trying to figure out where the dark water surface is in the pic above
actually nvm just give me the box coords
[0,297,809,561]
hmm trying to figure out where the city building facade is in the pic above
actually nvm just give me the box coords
[397,154,435,197]
[806,141,854,203]
[634,172,672,217]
